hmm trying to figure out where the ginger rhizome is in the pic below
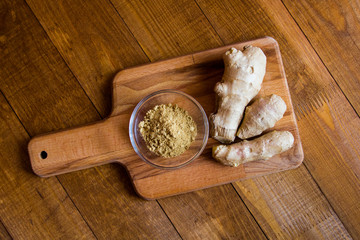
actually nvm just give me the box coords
[237,94,287,139]
[212,131,294,167]
[210,46,266,144]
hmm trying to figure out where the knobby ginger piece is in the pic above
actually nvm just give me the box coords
[213,130,294,167]
[210,46,266,143]
[237,94,287,139]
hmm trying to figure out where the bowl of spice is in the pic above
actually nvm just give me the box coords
[129,90,209,169]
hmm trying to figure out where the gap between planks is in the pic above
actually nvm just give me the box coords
[20,0,189,238]
[14,1,104,238]
[231,183,270,240]
[278,1,358,236]
[104,0,268,236]
[0,218,13,240]
[191,0,355,236]
[22,0,352,238]
[23,0,103,120]
[0,88,99,239]
[156,200,184,240]
[280,0,360,118]
[193,0,226,45]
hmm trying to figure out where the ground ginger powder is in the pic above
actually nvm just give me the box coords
[138,104,197,158]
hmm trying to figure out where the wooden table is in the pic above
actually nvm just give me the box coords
[0,0,359,239]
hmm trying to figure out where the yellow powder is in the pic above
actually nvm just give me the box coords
[138,103,197,158]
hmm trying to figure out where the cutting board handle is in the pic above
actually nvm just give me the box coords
[28,115,132,177]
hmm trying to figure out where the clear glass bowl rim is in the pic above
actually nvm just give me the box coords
[129,89,209,169]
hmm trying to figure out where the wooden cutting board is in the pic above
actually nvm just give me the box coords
[28,37,303,199]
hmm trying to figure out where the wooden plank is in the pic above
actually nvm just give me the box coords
[0,1,99,135]
[24,2,270,238]
[25,0,149,117]
[159,185,266,239]
[0,221,12,240]
[0,93,96,239]
[23,1,268,238]
[234,167,351,239]
[296,91,360,237]
[56,165,181,239]
[110,0,223,61]
[111,0,354,238]
[282,0,360,115]
[196,0,360,238]
[0,0,180,239]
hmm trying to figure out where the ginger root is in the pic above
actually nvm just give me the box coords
[237,94,286,139]
[212,131,294,167]
[210,46,266,143]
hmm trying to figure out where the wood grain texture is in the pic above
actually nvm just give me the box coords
[196,0,359,238]
[110,0,223,61]
[56,165,181,239]
[296,91,360,238]
[277,5,360,233]
[1,0,180,238]
[234,167,351,239]
[28,37,303,199]
[0,93,96,239]
[2,0,359,238]
[159,185,266,239]
[24,0,267,239]
[0,221,12,240]
[25,0,149,117]
[108,1,268,238]
[0,0,99,136]
[282,0,360,115]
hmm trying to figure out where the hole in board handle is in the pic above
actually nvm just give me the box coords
[40,151,48,159]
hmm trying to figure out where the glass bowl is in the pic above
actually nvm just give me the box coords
[129,90,209,169]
